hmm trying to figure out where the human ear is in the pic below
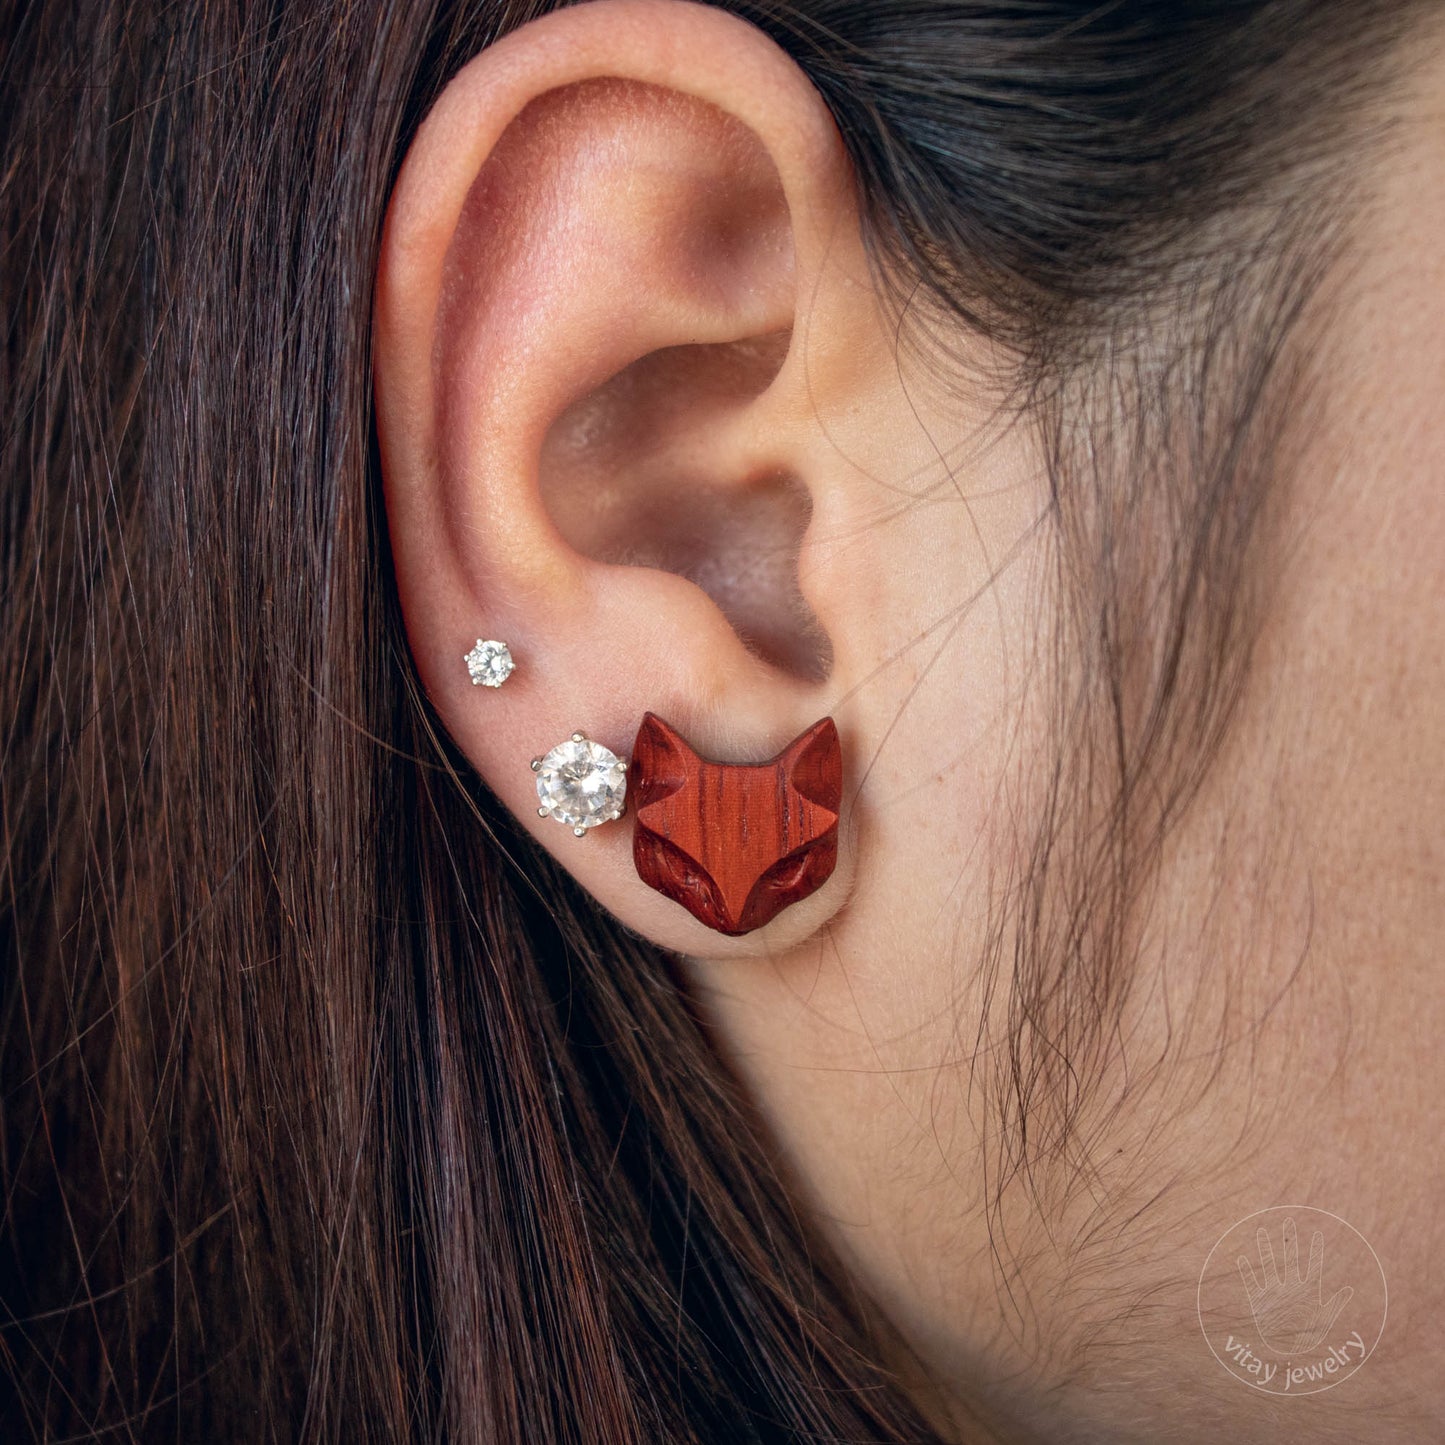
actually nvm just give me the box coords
[374,0,996,958]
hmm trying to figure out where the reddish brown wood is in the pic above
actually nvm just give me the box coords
[630,712,842,936]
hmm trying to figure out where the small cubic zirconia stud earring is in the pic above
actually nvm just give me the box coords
[464,638,514,687]
[532,732,627,836]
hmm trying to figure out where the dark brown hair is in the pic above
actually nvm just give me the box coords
[0,2,1424,1440]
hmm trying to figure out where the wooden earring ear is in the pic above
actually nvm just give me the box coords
[629,712,842,936]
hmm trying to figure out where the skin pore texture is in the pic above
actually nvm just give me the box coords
[375,3,1445,1440]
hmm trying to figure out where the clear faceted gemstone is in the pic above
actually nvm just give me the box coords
[535,736,626,831]
[465,638,514,687]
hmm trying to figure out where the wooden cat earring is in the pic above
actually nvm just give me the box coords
[629,713,842,936]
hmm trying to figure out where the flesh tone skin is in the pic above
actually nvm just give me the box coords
[374,3,1445,1438]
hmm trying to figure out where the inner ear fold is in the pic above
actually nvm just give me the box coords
[539,333,834,683]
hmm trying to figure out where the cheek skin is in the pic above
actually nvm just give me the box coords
[683,61,1445,1445]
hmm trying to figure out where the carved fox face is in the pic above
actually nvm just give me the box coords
[630,713,842,936]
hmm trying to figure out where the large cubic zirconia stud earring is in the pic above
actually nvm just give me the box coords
[464,638,515,688]
[532,732,627,837]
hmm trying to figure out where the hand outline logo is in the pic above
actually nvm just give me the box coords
[1237,1215,1354,1356]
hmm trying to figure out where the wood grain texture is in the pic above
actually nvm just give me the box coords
[630,712,842,936]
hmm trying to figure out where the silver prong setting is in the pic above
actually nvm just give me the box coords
[531,733,628,835]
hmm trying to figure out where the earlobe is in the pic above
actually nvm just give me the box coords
[373,0,878,956]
